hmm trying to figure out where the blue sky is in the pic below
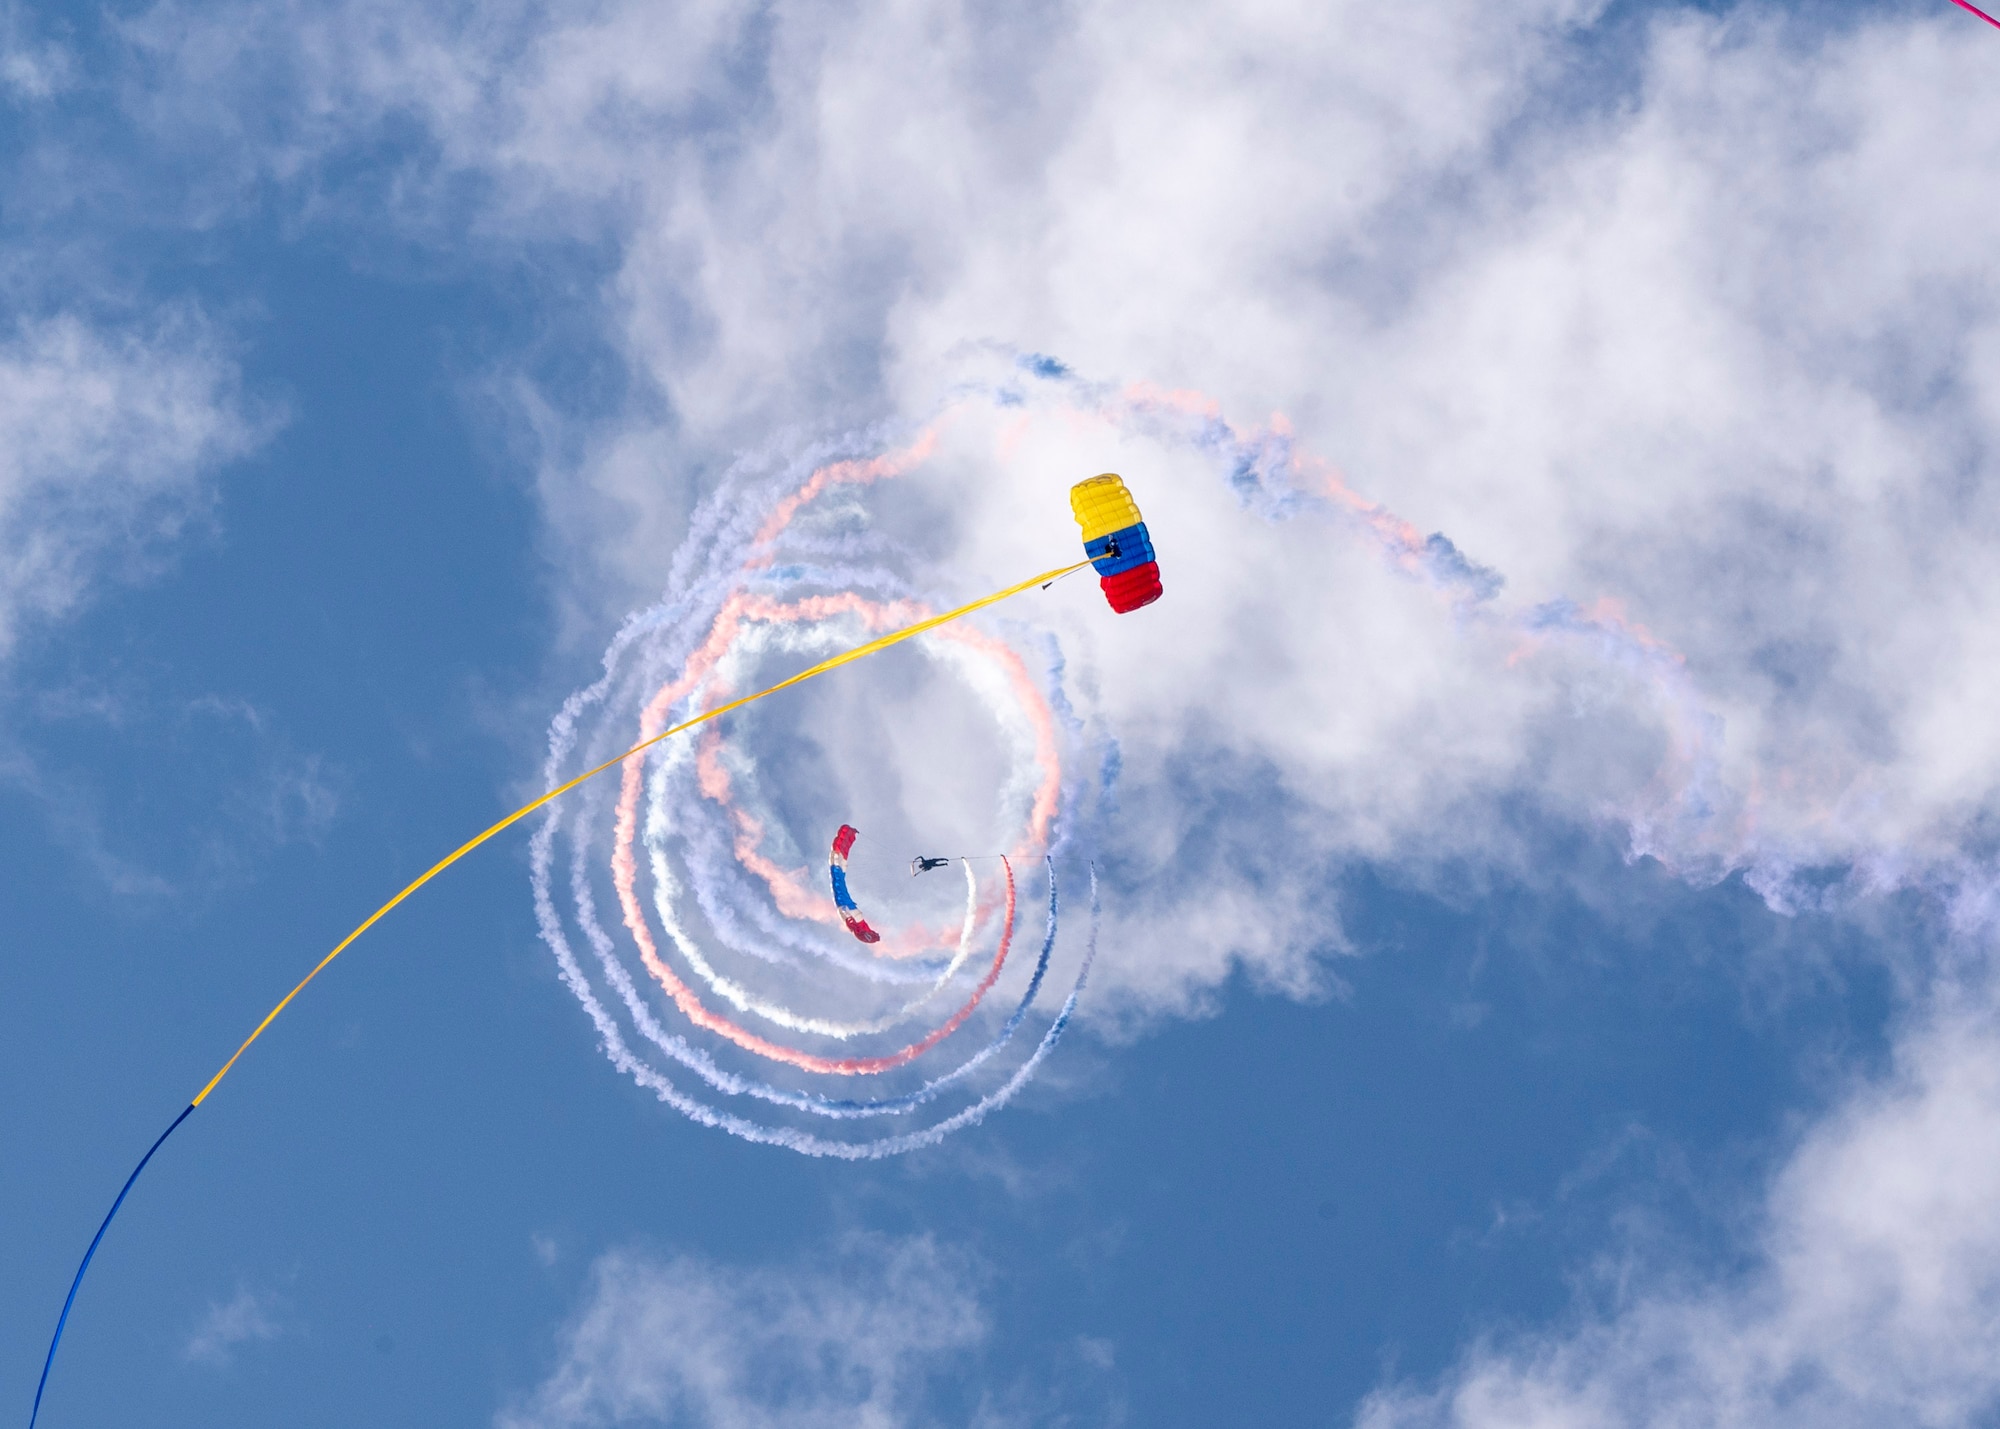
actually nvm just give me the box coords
[2,1,1998,1425]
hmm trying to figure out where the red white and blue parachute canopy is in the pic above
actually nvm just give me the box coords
[1070,474,1162,614]
[828,823,882,944]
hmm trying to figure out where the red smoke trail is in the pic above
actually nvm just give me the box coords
[1948,0,2000,29]
[614,822,1020,1074]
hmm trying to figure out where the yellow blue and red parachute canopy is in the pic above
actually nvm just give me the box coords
[1070,474,1162,614]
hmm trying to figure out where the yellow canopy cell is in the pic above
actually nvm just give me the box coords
[1070,474,1143,543]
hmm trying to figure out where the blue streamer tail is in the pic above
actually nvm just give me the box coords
[29,1102,196,1429]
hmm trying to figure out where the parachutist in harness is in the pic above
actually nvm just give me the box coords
[911,855,952,876]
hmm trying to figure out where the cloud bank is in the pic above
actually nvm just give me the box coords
[1359,985,2000,1428]
[70,0,2000,1422]
[111,0,2000,911]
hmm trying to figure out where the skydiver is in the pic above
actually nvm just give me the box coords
[911,856,951,876]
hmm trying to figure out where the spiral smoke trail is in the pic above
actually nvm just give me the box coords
[530,424,1111,1156]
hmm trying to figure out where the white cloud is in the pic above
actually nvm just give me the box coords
[0,314,280,888]
[1356,979,2000,1429]
[1333,11,2000,888]
[0,312,273,887]
[0,313,260,657]
[500,1236,990,1429]
[0,0,74,101]
[184,1284,284,1367]
[113,0,1597,589]
[184,695,343,849]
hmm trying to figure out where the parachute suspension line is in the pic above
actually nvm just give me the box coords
[28,555,1089,1429]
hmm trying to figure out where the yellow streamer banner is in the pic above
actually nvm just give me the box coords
[190,558,1091,1107]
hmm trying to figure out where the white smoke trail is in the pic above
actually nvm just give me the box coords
[532,426,1104,1154]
